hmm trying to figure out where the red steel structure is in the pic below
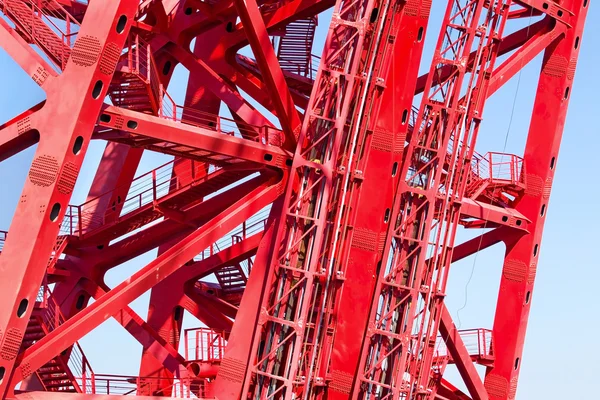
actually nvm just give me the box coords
[0,0,589,399]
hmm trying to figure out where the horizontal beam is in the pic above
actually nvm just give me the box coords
[461,198,530,231]
[97,105,291,168]
[0,101,44,161]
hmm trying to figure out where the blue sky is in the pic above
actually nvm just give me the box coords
[1,2,599,398]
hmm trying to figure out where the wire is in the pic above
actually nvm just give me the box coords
[456,6,535,329]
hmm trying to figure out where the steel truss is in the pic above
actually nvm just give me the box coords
[0,0,589,399]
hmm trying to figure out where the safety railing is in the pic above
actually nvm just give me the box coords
[124,34,162,110]
[472,152,524,186]
[57,157,266,243]
[86,374,203,397]
[194,206,270,263]
[60,159,217,237]
[184,328,226,363]
[159,90,284,146]
[435,328,494,362]
[0,0,80,69]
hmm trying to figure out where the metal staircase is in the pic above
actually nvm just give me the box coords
[0,0,80,70]
[276,17,318,79]
[108,34,162,115]
[22,285,94,393]
[214,265,247,295]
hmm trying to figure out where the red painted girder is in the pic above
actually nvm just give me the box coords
[437,379,473,400]
[514,0,575,26]
[78,279,189,376]
[181,291,234,334]
[460,198,530,232]
[138,44,221,392]
[0,101,44,161]
[10,178,281,385]
[0,1,140,396]
[326,2,433,397]
[353,0,512,396]
[222,0,332,52]
[487,19,566,96]
[234,54,311,110]
[77,144,144,234]
[233,0,302,149]
[485,0,589,398]
[96,105,291,167]
[450,227,513,264]
[182,289,235,333]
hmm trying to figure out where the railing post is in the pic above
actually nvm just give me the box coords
[196,329,201,361]
[184,329,189,360]
[82,356,87,393]
[147,43,151,83]
[158,83,164,117]
[91,372,96,394]
[152,170,157,201]
[78,206,82,236]
[135,35,140,73]
[128,35,133,70]
[66,9,71,47]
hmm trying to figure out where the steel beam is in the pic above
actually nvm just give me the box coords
[485,1,589,399]
[0,1,139,395]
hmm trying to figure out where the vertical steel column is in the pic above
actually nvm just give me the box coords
[484,1,589,398]
[326,2,432,398]
[352,1,513,398]
[0,1,139,396]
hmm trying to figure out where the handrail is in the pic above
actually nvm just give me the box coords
[434,328,494,361]
[159,91,283,146]
[184,327,226,362]
[471,152,524,184]
[61,159,217,236]
[194,207,269,262]
[84,374,203,397]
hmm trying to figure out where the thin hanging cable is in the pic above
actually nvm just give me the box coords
[456,6,536,329]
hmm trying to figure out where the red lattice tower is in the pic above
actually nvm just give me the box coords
[0,0,589,400]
